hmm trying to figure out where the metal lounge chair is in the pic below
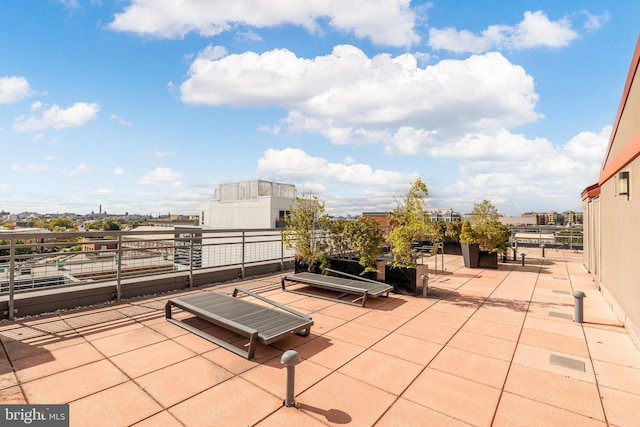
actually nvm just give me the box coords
[165,287,313,359]
[281,269,393,307]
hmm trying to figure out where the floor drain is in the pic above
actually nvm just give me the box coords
[548,311,572,320]
[549,354,585,372]
[552,290,570,295]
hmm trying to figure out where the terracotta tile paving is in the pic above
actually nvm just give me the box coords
[503,364,605,420]
[338,349,423,395]
[447,329,517,361]
[297,371,396,426]
[1,250,639,426]
[493,392,607,427]
[599,386,640,427]
[375,397,473,426]
[371,331,442,365]
[518,328,590,358]
[135,356,234,407]
[69,382,163,427]
[403,367,502,426]
[429,346,511,389]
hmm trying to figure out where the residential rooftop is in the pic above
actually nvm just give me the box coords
[1,248,638,426]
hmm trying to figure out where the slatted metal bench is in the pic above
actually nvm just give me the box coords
[165,287,313,359]
[281,270,393,307]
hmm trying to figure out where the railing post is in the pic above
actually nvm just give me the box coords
[241,231,246,279]
[8,238,15,321]
[116,234,122,301]
[280,234,284,272]
[189,233,194,290]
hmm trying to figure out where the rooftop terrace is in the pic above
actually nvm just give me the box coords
[1,248,638,426]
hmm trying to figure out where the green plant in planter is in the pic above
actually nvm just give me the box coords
[349,215,384,274]
[446,221,463,243]
[282,194,330,272]
[325,216,383,275]
[388,178,430,267]
[466,200,511,254]
[459,220,476,244]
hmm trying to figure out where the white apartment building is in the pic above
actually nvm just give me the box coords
[200,180,296,229]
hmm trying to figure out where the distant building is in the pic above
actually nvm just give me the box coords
[425,208,462,223]
[563,210,583,225]
[520,210,571,226]
[499,216,537,226]
[200,180,296,229]
[582,35,640,346]
[362,212,392,238]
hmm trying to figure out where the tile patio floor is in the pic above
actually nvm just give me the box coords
[1,248,639,426]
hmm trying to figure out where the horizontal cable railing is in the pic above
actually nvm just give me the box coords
[0,228,295,320]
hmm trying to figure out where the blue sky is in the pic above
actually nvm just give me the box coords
[1,1,638,217]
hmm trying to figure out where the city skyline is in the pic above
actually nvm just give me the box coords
[1,1,638,217]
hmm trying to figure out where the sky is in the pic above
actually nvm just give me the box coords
[1,1,638,218]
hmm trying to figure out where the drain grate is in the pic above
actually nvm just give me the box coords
[553,276,568,280]
[549,354,585,372]
[552,289,571,295]
[548,311,572,320]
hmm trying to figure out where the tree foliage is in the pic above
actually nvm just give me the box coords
[388,177,430,267]
[462,200,511,253]
[282,194,330,271]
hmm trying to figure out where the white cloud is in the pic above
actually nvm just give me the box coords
[182,45,540,148]
[429,10,579,53]
[581,10,610,31]
[110,113,132,125]
[563,125,611,164]
[13,102,100,132]
[10,163,49,172]
[138,167,183,187]
[154,150,177,158]
[421,125,611,214]
[63,163,89,176]
[258,147,418,188]
[58,0,79,9]
[0,76,32,104]
[108,0,419,46]
[31,101,42,111]
[113,167,124,175]
[236,30,262,42]
[80,188,114,195]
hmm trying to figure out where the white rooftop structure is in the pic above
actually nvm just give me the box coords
[201,180,296,229]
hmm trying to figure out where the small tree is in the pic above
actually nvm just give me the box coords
[445,221,463,242]
[459,220,476,244]
[427,220,446,243]
[349,216,384,274]
[326,218,352,259]
[388,178,430,267]
[282,194,330,272]
[466,200,511,254]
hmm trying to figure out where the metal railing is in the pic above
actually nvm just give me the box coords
[0,227,295,320]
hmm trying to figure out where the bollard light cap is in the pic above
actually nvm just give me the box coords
[572,290,586,298]
[281,350,300,366]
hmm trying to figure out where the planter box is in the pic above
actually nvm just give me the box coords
[478,251,498,269]
[294,258,322,274]
[461,243,480,268]
[384,263,429,295]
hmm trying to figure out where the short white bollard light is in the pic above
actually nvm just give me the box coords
[572,290,586,323]
[281,350,300,407]
[420,273,428,298]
